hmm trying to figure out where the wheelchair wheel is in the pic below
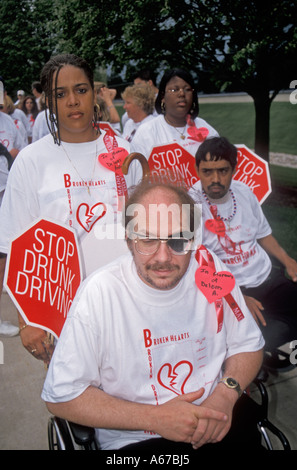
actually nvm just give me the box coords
[48,416,74,450]
[48,416,99,450]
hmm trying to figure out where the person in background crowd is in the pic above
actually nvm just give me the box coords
[31,81,43,111]
[121,68,159,128]
[130,68,218,188]
[94,81,121,132]
[14,89,25,107]
[21,95,39,143]
[1,94,28,147]
[0,76,20,336]
[122,83,156,142]
[190,136,297,353]
[32,92,51,142]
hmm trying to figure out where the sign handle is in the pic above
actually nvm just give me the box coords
[122,152,150,181]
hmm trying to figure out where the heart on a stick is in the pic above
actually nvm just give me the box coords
[195,266,235,303]
[98,147,129,172]
[205,218,226,236]
[187,126,209,142]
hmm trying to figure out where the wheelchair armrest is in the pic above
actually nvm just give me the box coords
[68,421,97,446]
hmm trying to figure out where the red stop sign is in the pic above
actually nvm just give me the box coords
[234,145,271,204]
[4,219,82,339]
[147,142,198,188]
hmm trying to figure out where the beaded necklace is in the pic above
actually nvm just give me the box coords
[202,189,237,222]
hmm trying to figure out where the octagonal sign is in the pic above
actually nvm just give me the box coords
[4,218,82,339]
[233,145,271,204]
[99,122,120,138]
[147,142,198,189]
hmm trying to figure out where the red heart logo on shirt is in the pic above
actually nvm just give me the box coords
[195,266,235,303]
[205,219,226,236]
[98,147,129,172]
[187,126,209,142]
[76,202,107,232]
[157,361,193,396]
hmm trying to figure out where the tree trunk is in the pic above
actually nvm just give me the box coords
[252,92,271,162]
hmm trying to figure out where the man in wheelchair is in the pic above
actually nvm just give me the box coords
[42,180,265,452]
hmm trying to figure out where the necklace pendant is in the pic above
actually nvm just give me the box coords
[180,135,185,140]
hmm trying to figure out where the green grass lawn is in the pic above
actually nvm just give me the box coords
[199,101,297,155]
[263,205,297,259]
[117,100,296,155]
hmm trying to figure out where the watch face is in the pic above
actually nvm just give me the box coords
[226,378,238,387]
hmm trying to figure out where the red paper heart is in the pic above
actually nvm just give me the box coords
[98,147,129,172]
[205,219,226,236]
[76,202,107,232]
[157,361,193,396]
[195,266,235,303]
[187,126,209,142]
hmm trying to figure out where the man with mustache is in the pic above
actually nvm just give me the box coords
[42,180,264,452]
[191,136,297,354]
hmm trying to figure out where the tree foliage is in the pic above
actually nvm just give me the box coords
[1,0,297,159]
[0,0,55,95]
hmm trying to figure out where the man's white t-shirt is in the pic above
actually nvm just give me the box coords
[42,252,264,450]
[190,180,272,288]
[0,131,142,276]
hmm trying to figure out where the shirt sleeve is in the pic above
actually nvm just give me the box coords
[42,279,103,403]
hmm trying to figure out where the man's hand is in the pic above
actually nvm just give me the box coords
[284,257,297,282]
[152,388,228,444]
[190,385,237,449]
[244,295,266,326]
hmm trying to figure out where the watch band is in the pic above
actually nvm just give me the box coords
[218,376,242,397]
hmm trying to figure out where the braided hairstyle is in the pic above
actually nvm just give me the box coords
[40,54,98,145]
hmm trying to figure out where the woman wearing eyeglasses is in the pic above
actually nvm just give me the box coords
[130,69,218,188]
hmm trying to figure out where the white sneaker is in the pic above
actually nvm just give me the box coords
[0,321,19,337]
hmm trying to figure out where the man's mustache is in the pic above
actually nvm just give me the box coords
[209,183,225,189]
[146,262,179,271]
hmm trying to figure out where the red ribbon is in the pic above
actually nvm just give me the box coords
[99,134,128,210]
[195,245,244,333]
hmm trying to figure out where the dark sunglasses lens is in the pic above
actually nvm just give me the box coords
[167,239,189,253]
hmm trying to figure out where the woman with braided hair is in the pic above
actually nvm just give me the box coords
[0,54,141,362]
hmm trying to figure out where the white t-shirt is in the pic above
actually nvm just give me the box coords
[25,113,35,138]
[12,108,30,141]
[0,112,26,205]
[131,114,218,158]
[122,114,155,142]
[42,252,264,450]
[32,109,50,142]
[130,114,218,188]
[0,131,142,276]
[190,180,272,288]
[0,112,24,152]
